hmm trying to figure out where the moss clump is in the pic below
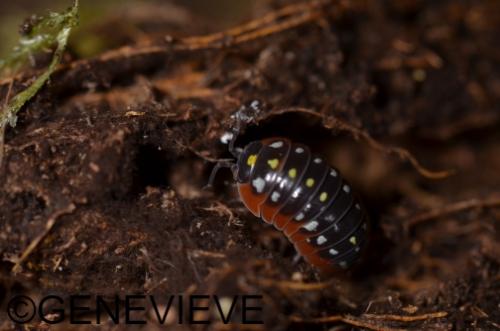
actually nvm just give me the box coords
[0,0,79,129]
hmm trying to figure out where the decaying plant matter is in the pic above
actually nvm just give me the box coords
[0,0,499,330]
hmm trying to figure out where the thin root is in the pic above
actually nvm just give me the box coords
[407,195,500,228]
[291,311,447,330]
[180,0,330,48]
[0,0,328,89]
[189,249,227,259]
[290,314,405,331]
[363,311,448,321]
[265,107,454,179]
[255,277,336,291]
[12,203,76,273]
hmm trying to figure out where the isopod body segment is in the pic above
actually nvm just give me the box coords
[235,137,368,269]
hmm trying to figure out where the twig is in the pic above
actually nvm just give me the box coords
[12,203,76,273]
[217,11,319,47]
[177,3,324,50]
[189,249,227,259]
[0,0,327,90]
[263,107,453,179]
[291,311,447,330]
[363,311,448,321]
[255,277,336,291]
[181,0,329,47]
[290,314,406,331]
[212,323,265,331]
[407,195,500,228]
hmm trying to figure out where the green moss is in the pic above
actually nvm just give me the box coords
[0,0,79,128]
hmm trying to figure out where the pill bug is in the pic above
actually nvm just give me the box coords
[209,134,368,270]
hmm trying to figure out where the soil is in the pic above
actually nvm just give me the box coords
[0,0,499,330]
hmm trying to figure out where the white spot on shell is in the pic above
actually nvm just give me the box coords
[303,221,318,231]
[343,185,350,193]
[271,191,280,202]
[314,158,322,164]
[316,236,327,245]
[355,247,360,252]
[220,132,233,144]
[329,248,338,255]
[250,100,260,111]
[330,169,338,177]
[252,177,265,193]
[339,261,348,268]
[333,223,340,232]
[292,189,301,198]
[325,214,335,222]
[270,141,284,148]
[295,147,304,154]
[355,203,361,210]
[295,212,305,221]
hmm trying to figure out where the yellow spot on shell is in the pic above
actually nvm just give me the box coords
[306,178,315,187]
[247,154,257,166]
[349,236,357,245]
[288,168,297,178]
[319,192,328,202]
[267,158,279,169]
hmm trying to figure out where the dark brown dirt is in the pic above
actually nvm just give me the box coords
[0,0,499,330]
